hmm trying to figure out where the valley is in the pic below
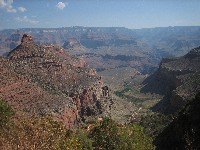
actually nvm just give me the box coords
[0,27,200,149]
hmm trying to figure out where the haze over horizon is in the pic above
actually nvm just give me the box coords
[0,0,200,30]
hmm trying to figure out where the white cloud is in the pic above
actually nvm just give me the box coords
[56,2,66,10]
[18,6,26,12]
[0,0,16,13]
[15,16,39,24]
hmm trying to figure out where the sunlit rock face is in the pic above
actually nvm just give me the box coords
[0,34,110,128]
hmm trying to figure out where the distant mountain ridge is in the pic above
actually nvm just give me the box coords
[1,26,200,74]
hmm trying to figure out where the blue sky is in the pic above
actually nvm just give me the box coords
[0,0,200,30]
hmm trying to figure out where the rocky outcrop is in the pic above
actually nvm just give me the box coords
[0,34,110,128]
[141,47,200,113]
[21,34,33,43]
[63,38,81,49]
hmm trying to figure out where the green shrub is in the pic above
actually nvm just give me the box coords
[117,125,155,150]
[0,99,14,127]
[60,129,93,150]
[89,117,155,150]
[89,118,119,150]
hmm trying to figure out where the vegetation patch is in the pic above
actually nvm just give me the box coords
[114,82,132,98]
[0,100,155,150]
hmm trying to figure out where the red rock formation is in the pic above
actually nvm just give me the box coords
[0,34,109,128]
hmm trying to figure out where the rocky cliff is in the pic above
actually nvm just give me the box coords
[141,46,200,113]
[0,34,110,128]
